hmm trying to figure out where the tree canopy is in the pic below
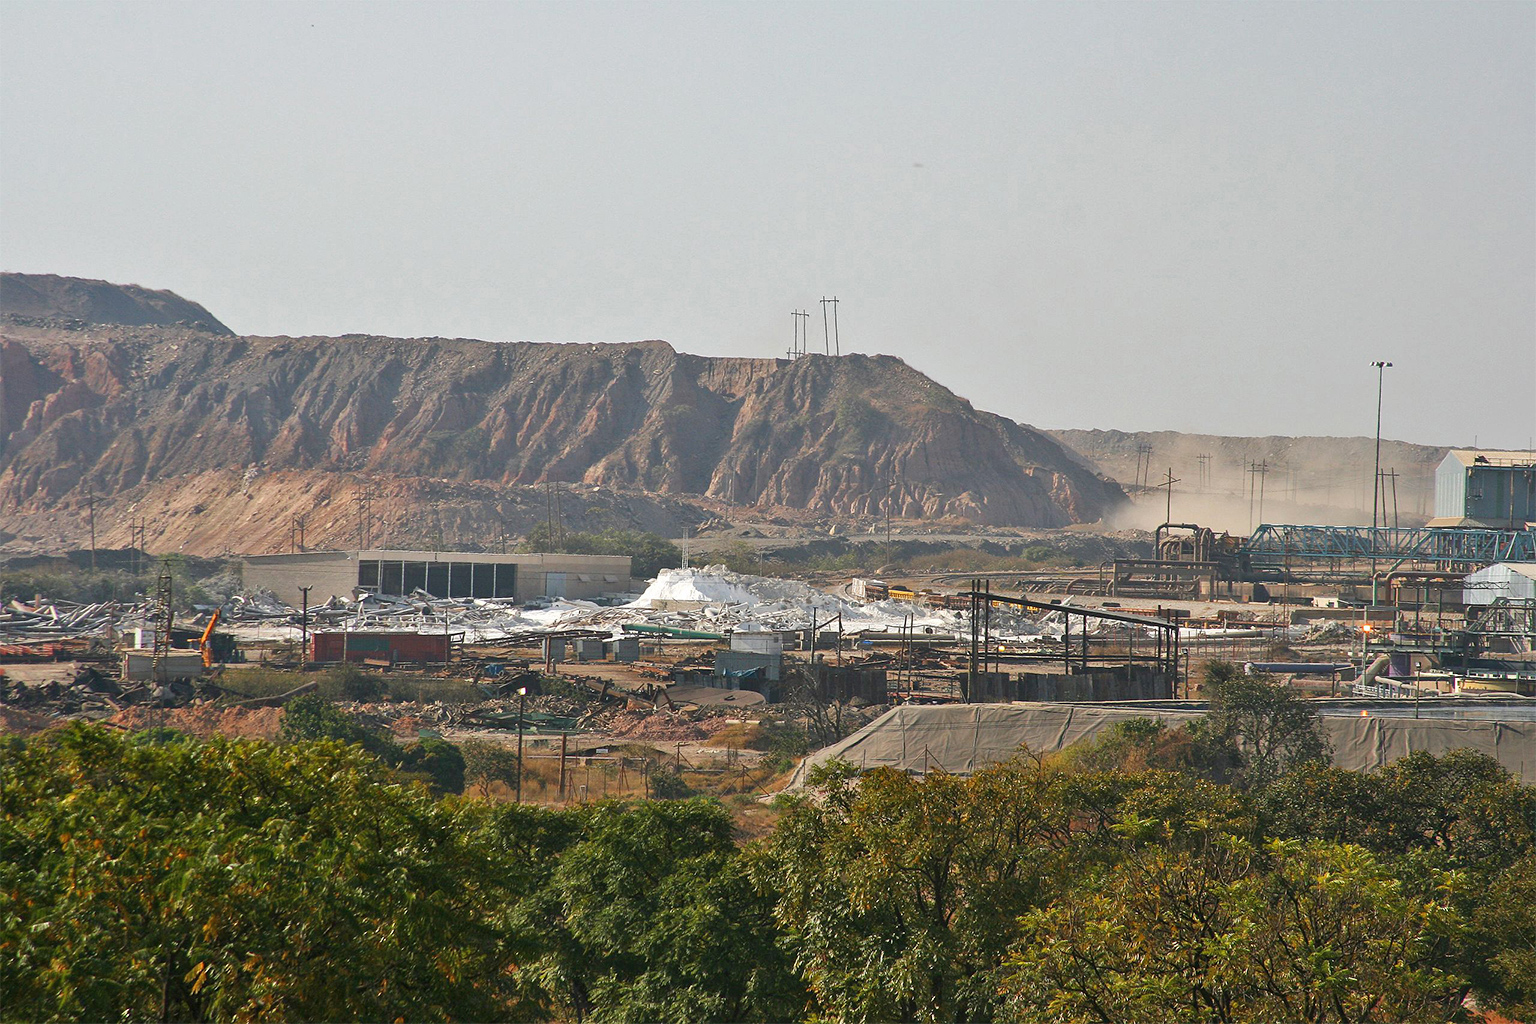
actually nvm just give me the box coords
[4,666,1535,1022]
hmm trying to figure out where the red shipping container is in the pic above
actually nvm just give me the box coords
[311,631,450,664]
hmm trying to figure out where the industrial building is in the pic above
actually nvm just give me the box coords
[241,549,636,608]
[311,630,451,665]
[1464,562,1536,606]
[1431,449,1536,528]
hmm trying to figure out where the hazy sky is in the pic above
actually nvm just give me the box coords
[3,1,1532,447]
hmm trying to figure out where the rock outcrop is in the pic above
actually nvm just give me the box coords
[1,273,231,335]
[1,275,1125,553]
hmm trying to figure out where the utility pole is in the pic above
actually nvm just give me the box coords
[820,297,832,355]
[290,513,306,553]
[829,296,840,355]
[298,586,312,663]
[1195,453,1212,491]
[790,309,811,359]
[545,481,555,547]
[1380,468,1401,530]
[1369,360,1393,606]
[1248,462,1257,534]
[355,488,376,549]
[1161,467,1181,526]
[84,487,98,571]
[1134,443,1154,489]
[1255,460,1269,527]
[886,472,895,568]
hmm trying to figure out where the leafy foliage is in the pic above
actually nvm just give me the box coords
[460,738,523,797]
[0,726,533,1021]
[280,694,463,794]
[4,717,1535,1023]
[1003,835,1470,1023]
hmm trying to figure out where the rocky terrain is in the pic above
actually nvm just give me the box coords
[0,273,230,334]
[1,275,1125,555]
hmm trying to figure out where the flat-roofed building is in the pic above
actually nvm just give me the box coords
[241,549,636,608]
[1431,450,1536,528]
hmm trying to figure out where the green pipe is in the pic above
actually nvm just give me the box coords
[622,623,726,640]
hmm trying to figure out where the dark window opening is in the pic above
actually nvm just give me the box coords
[449,562,473,598]
[471,562,494,598]
[358,561,380,589]
[382,561,405,595]
[426,563,449,597]
[403,561,427,594]
[494,563,517,598]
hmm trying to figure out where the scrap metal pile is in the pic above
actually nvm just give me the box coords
[0,662,218,721]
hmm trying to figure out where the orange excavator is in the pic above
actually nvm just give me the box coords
[199,608,222,668]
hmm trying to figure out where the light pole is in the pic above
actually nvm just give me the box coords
[298,586,312,664]
[1369,361,1393,607]
[515,686,528,803]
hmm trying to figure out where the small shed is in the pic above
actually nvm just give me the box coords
[312,631,452,665]
[1463,563,1536,606]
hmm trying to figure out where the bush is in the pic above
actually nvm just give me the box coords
[279,695,463,793]
[398,736,466,795]
[649,767,695,800]
[326,662,385,701]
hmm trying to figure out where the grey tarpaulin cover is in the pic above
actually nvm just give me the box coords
[788,702,1536,787]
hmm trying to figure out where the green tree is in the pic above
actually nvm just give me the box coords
[752,756,1240,1022]
[522,799,804,1022]
[1473,853,1536,1019]
[0,725,539,1021]
[1194,661,1330,788]
[398,736,467,795]
[1002,834,1470,1023]
[461,738,522,797]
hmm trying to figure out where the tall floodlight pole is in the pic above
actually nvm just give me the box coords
[515,685,528,803]
[1369,361,1393,607]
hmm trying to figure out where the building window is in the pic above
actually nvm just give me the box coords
[449,562,473,598]
[472,562,494,598]
[494,563,517,598]
[382,561,405,596]
[403,561,427,594]
[426,563,449,597]
[358,561,380,589]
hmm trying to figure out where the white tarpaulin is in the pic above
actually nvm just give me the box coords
[789,701,1536,786]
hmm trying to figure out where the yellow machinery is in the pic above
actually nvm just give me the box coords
[199,608,221,668]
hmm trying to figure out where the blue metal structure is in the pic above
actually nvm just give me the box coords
[1243,524,1536,567]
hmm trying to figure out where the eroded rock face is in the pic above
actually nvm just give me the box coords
[0,276,1126,544]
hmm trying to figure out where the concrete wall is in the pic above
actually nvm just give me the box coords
[241,551,361,608]
[242,549,634,608]
[965,665,1172,702]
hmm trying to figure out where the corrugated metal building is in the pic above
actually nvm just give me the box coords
[242,549,636,608]
[1463,562,1536,605]
[1432,450,1536,528]
[312,631,451,665]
